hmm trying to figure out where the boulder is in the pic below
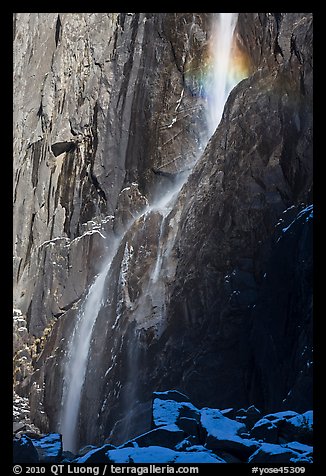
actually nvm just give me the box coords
[152,397,200,428]
[77,445,97,456]
[283,441,313,456]
[243,406,262,429]
[175,436,199,451]
[61,450,75,462]
[76,444,116,463]
[107,446,225,463]
[279,411,313,444]
[200,408,260,460]
[248,443,302,463]
[120,424,185,450]
[29,433,62,463]
[264,410,299,421]
[13,436,39,463]
[153,390,190,403]
[250,418,279,443]
[177,417,199,438]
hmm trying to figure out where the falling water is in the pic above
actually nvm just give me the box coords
[206,13,239,135]
[59,255,113,452]
[60,12,241,452]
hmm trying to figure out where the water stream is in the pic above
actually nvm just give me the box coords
[60,12,242,452]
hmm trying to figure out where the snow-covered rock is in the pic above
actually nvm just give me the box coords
[106,446,225,463]
[235,406,261,429]
[279,411,313,444]
[76,444,116,463]
[29,433,62,463]
[251,418,279,443]
[153,390,190,403]
[264,410,299,421]
[121,424,185,450]
[200,408,260,460]
[248,443,302,463]
[152,396,200,428]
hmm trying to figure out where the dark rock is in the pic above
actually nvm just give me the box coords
[121,425,185,450]
[244,406,262,429]
[77,445,97,456]
[14,12,312,449]
[61,450,76,462]
[153,390,190,403]
[152,396,200,428]
[248,443,302,463]
[278,411,313,445]
[200,408,260,460]
[175,437,198,451]
[51,141,76,157]
[76,444,116,463]
[176,417,199,438]
[220,408,236,419]
[283,441,313,456]
[13,436,39,463]
[217,452,242,463]
[13,422,26,433]
[250,418,279,443]
[106,446,226,463]
[29,433,62,463]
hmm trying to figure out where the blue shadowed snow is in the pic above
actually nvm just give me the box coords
[248,443,301,463]
[287,411,313,430]
[153,398,199,427]
[106,446,225,463]
[263,411,298,421]
[284,441,313,454]
[200,407,259,454]
[31,433,62,456]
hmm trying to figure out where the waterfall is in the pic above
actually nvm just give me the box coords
[60,255,113,453]
[206,13,238,135]
[59,12,241,452]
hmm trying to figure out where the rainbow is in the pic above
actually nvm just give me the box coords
[184,25,251,105]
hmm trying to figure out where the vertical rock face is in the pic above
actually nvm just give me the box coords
[13,13,312,451]
[13,12,210,336]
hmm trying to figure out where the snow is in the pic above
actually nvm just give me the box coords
[104,446,225,463]
[167,117,177,128]
[287,411,313,429]
[152,398,198,427]
[31,433,62,457]
[153,390,190,402]
[200,407,245,439]
[107,446,177,463]
[248,443,301,462]
[175,88,184,112]
[264,411,298,421]
[38,236,69,249]
[174,451,225,463]
[284,442,313,454]
[70,229,105,244]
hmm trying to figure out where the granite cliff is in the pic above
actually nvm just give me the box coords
[13,12,313,454]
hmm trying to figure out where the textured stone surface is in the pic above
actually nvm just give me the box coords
[13,13,312,451]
